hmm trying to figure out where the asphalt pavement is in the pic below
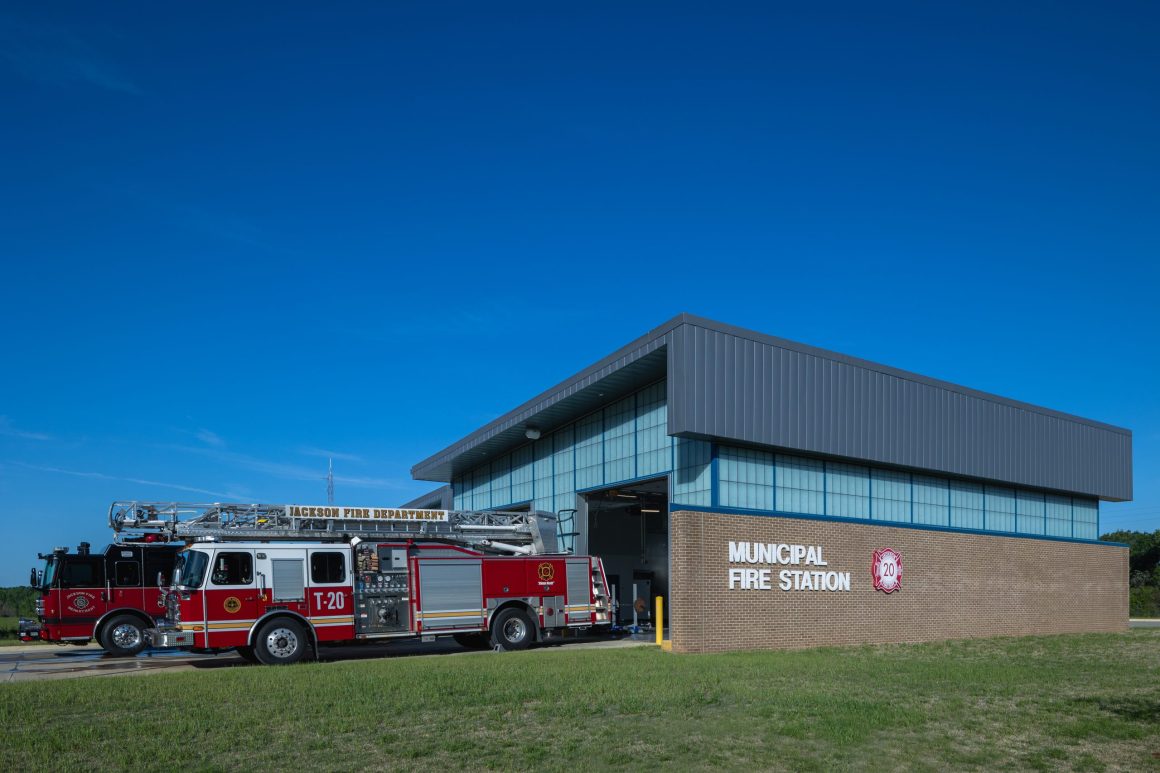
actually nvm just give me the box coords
[0,633,649,683]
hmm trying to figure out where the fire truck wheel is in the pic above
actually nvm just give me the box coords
[98,615,148,657]
[253,619,309,665]
[452,633,489,650]
[490,608,534,651]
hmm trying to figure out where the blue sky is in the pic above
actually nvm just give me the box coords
[1,2,1157,585]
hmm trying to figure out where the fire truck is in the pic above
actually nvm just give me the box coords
[22,540,181,656]
[109,501,612,665]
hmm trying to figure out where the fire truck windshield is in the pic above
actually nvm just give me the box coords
[40,557,57,590]
[174,550,208,589]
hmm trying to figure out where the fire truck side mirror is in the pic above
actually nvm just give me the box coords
[156,571,166,587]
[29,568,37,588]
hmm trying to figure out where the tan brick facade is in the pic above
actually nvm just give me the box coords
[669,509,1128,653]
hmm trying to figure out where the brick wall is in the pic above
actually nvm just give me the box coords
[669,509,1128,653]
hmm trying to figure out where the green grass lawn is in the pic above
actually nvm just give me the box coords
[2,631,1158,771]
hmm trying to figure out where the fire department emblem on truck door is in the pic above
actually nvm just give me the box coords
[537,562,555,582]
[223,596,242,614]
[871,548,903,593]
[68,593,94,612]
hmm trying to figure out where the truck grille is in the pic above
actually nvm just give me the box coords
[35,598,43,618]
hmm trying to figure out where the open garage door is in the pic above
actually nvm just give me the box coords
[582,477,668,628]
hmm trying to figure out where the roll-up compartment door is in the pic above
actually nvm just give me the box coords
[417,560,483,629]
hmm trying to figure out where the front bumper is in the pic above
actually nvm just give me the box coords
[17,618,42,642]
[145,627,195,649]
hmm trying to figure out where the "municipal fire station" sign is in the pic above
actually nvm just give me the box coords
[727,541,905,594]
[727,541,852,592]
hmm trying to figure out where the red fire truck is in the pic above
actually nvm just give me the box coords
[22,540,181,656]
[108,501,612,665]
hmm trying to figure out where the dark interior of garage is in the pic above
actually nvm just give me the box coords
[583,477,668,627]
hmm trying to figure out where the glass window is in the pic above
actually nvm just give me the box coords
[471,466,491,510]
[1073,499,1099,540]
[719,446,773,510]
[1045,495,1072,537]
[672,438,711,506]
[950,481,984,530]
[575,414,603,490]
[490,456,512,509]
[60,559,104,589]
[985,487,1016,533]
[553,426,575,513]
[532,437,554,513]
[603,396,635,483]
[636,382,670,478]
[827,463,869,519]
[114,561,140,587]
[1016,490,1045,535]
[913,475,949,526]
[452,475,466,510]
[310,552,346,584]
[176,550,209,589]
[871,468,910,522]
[510,445,534,504]
[775,455,824,515]
[210,552,253,586]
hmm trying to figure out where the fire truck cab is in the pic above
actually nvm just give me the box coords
[23,541,181,656]
[154,539,611,664]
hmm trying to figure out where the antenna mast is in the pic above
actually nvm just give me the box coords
[327,457,334,505]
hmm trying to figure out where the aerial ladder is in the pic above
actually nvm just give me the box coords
[108,501,564,556]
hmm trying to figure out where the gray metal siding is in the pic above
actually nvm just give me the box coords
[668,322,1132,501]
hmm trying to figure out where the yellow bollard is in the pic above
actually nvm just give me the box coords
[655,596,663,646]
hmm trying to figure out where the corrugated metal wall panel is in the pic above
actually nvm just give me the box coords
[669,322,1131,501]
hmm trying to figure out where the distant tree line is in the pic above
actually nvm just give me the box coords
[0,586,37,618]
[1101,529,1160,618]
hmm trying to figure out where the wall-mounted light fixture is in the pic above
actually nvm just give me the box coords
[525,428,541,440]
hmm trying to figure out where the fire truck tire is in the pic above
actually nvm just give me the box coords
[490,608,534,651]
[253,619,309,665]
[235,646,261,664]
[98,615,148,657]
[452,633,489,650]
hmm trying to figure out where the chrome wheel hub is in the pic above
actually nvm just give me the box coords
[111,623,142,649]
[265,627,299,659]
[503,618,527,643]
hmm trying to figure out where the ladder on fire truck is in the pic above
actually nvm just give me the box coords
[108,501,563,556]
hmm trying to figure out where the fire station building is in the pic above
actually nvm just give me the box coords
[408,314,1131,653]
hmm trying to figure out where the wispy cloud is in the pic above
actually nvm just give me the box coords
[0,15,142,95]
[5,461,239,499]
[0,416,53,442]
[298,446,363,464]
[196,429,224,447]
[162,444,405,490]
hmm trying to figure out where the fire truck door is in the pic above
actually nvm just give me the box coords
[110,551,145,612]
[59,557,108,632]
[205,549,258,647]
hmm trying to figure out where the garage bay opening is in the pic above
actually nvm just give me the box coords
[580,477,668,632]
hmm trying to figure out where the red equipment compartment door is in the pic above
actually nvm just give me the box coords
[528,557,566,626]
